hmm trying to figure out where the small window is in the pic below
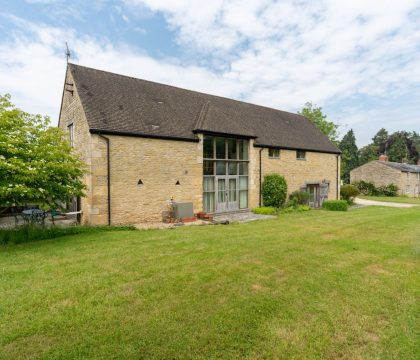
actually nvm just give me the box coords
[297,150,306,160]
[68,123,74,148]
[268,148,280,159]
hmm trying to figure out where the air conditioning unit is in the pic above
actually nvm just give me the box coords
[173,202,194,219]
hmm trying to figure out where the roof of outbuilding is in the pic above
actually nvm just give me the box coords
[380,161,420,173]
[67,63,341,154]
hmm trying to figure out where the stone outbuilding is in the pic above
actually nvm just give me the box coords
[59,63,341,225]
[350,155,420,197]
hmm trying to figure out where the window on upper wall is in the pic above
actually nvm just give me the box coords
[296,150,306,160]
[68,123,74,148]
[268,148,280,159]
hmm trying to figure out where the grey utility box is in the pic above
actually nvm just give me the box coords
[173,202,194,219]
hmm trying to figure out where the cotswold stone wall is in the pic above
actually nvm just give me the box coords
[349,161,405,195]
[58,69,93,224]
[59,67,340,223]
[90,134,203,224]
[249,143,339,208]
[400,171,420,197]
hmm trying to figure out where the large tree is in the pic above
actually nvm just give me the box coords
[0,94,86,208]
[298,102,339,144]
[339,129,358,183]
[372,128,388,146]
[386,133,409,163]
[358,144,378,165]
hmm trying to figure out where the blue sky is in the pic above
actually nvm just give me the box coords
[1,0,419,145]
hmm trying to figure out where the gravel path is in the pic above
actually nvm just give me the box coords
[354,198,418,208]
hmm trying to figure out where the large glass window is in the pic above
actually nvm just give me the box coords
[227,139,237,159]
[216,138,225,159]
[203,161,214,175]
[202,136,249,212]
[203,177,215,212]
[239,140,248,160]
[216,161,226,175]
[203,136,214,158]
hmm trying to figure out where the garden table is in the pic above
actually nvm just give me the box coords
[22,209,47,225]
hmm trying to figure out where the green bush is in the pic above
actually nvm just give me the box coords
[282,205,311,213]
[252,207,278,215]
[340,184,359,203]
[322,200,348,211]
[0,225,137,245]
[289,191,310,206]
[352,180,398,196]
[262,174,288,208]
[377,184,399,196]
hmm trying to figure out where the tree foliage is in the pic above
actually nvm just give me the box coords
[299,102,339,144]
[0,94,86,207]
[357,129,419,166]
[339,129,358,184]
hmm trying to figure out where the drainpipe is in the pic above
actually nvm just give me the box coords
[336,154,340,200]
[98,134,111,225]
[259,148,264,207]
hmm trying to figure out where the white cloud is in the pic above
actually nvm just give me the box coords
[0,18,243,124]
[1,0,420,146]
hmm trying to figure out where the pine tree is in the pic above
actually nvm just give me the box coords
[339,129,359,183]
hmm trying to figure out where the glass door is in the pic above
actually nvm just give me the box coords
[227,177,238,210]
[216,178,227,212]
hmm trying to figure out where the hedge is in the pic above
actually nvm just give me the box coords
[0,225,137,245]
[352,180,398,196]
[322,200,348,211]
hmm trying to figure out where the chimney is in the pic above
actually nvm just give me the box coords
[379,154,388,162]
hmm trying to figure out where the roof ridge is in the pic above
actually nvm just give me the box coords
[67,62,308,119]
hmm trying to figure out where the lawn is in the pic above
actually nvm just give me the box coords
[359,195,420,205]
[1,207,419,359]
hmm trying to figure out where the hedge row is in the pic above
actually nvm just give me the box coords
[0,225,137,245]
[322,200,348,211]
[352,180,398,196]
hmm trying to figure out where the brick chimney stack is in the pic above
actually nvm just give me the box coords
[379,154,388,162]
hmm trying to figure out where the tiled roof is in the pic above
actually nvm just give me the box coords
[68,63,341,154]
[381,161,420,173]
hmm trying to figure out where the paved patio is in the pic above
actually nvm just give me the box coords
[213,211,276,223]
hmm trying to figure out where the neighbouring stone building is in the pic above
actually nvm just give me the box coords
[350,155,420,197]
[59,64,341,225]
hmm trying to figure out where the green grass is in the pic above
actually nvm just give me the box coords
[359,195,420,204]
[1,207,419,359]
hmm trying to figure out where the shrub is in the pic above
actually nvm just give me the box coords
[352,180,376,195]
[252,207,277,215]
[352,181,399,196]
[322,200,348,211]
[377,184,399,197]
[262,174,288,208]
[283,205,311,213]
[0,224,137,245]
[340,184,359,203]
[289,191,310,206]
